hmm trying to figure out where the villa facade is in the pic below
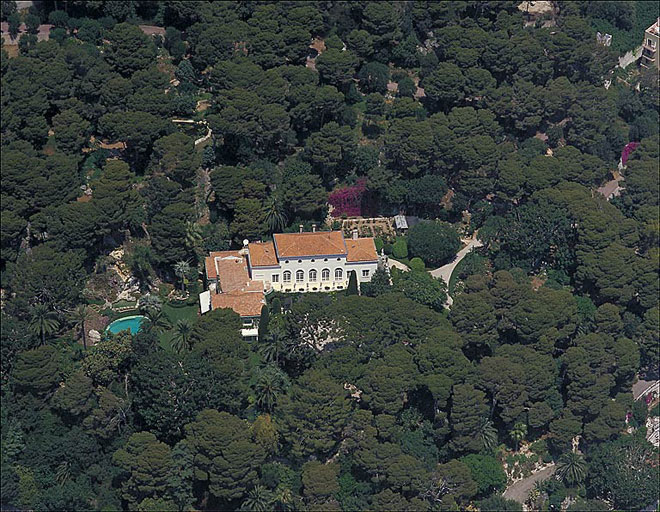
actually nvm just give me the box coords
[199,228,380,338]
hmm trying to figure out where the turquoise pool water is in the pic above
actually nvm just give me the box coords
[106,315,146,335]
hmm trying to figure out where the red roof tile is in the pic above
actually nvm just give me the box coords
[248,241,278,267]
[346,238,378,262]
[211,291,265,317]
[273,231,347,258]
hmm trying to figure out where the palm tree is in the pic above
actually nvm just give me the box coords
[55,460,71,485]
[272,486,294,511]
[242,485,273,512]
[478,418,498,452]
[555,452,587,486]
[143,309,171,334]
[254,365,288,412]
[173,260,191,292]
[137,294,162,316]
[28,304,60,345]
[171,319,194,354]
[69,304,91,350]
[259,333,284,364]
[510,422,527,451]
[264,197,287,233]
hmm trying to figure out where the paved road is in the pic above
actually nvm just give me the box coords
[387,258,410,272]
[429,234,484,306]
[502,464,556,504]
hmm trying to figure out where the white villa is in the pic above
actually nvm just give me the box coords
[199,227,380,338]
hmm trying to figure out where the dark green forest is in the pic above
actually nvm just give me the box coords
[0,1,658,511]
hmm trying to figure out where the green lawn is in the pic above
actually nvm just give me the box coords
[158,303,199,351]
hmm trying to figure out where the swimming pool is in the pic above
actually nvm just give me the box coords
[106,315,146,335]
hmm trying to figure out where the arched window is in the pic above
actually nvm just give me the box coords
[334,268,343,280]
[283,271,291,283]
[296,270,304,282]
[322,268,330,281]
[309,269,317,281]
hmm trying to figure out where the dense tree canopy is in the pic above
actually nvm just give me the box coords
[0,1,658,510]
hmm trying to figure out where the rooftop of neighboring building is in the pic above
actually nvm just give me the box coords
[205,250,258,293]
[346,237,378,262]
[205,250,241,280]
[211,290,265,317]
[248,241,278,267]
[273,231,347,258]
[646,17,660,36]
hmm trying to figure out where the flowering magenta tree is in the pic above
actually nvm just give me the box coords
[328,179,366,217]
[621,141,639,166]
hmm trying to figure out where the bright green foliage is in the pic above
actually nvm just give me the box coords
[461,454,507,496]
[185,409,265,501]
[392,239,408,259]
[392,269,447,311]
[81,332,132,386]
[408,257,425,271]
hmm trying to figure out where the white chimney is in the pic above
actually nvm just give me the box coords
[299,224,304,233]
[352,228,358,240]
[312,224,317,232]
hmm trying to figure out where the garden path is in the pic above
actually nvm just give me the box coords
[429,234,483,307]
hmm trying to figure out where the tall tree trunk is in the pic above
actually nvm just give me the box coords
[81,325,87,350]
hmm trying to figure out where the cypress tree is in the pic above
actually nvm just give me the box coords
[347,270,359,296]
[270,297,281,316]
[258,305,270,341]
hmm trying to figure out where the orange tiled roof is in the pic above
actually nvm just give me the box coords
[215,255,251,292]
[211,290,265,317]
[248,241,278,267]
[346,238,378,262]
[273,231,347,258]
[205,250,241,280]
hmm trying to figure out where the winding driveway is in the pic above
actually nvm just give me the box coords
[429,234,484,307]
[502,464,556,504]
